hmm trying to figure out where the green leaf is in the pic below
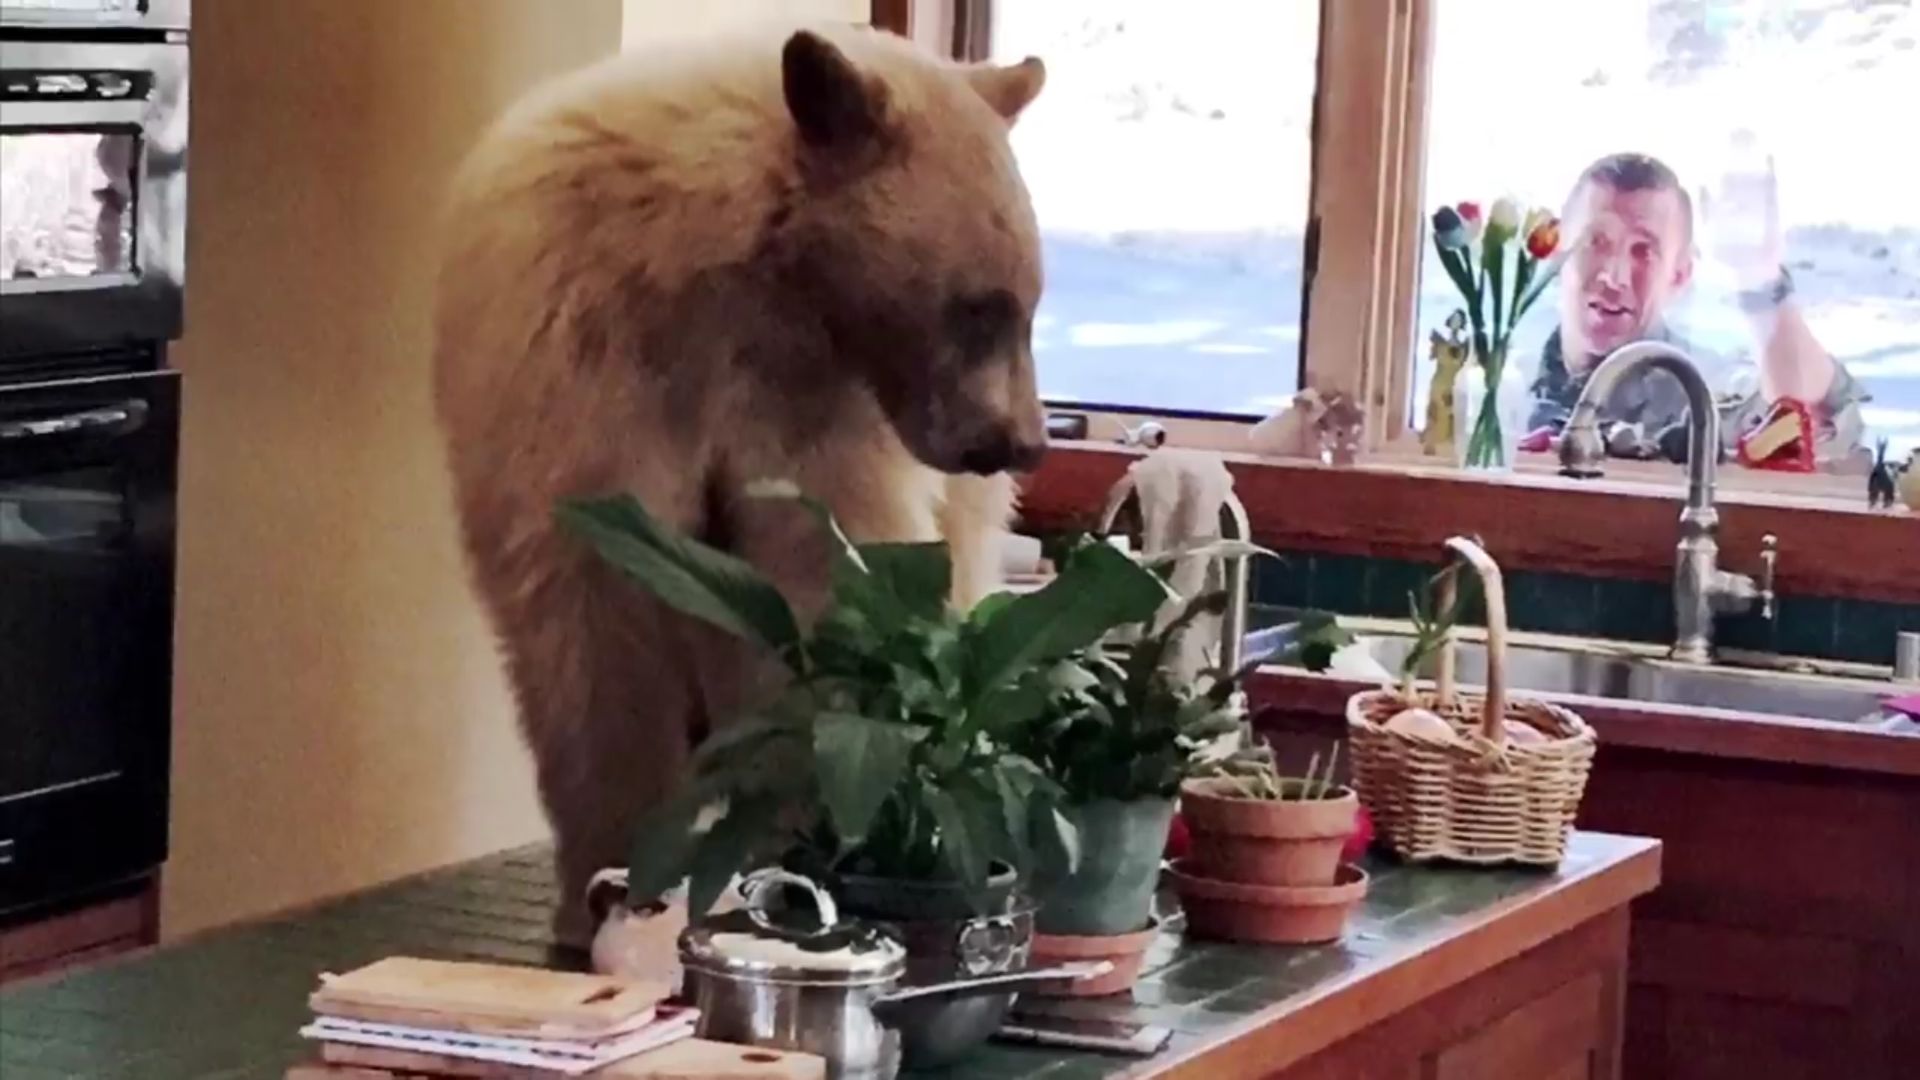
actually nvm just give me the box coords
[625,782,719,907]
[556,495,800,655]
[1435,245,1477,309]
[691,715,796,772]
[1294,610,1356,674]
[989,767,1033,873]
[744,485,953,630]
[921,784,988,888]
[966,590,1019,627]
[813,712,928,844]
[1033,801,1080,874]
[1484,233,1508,343]
[1126,590,1230,698]
[965,543,1169,706]
[857,543,953,622]
[685,795,782,917]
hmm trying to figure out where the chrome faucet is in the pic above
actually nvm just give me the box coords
[1558,341,1777,664]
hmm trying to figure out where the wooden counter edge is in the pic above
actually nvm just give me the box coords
[1132,835,1663,1080]
[1249,670,1920,779]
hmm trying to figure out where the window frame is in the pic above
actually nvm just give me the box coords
[874,0,1887,511]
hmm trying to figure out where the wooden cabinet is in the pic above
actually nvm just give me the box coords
[1271,910,1627,1080]
[1579,747,1920,1080]
[1248,674,1920,1080]
[0,877,157,985]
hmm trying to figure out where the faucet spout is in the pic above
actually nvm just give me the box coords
[1558,341,1722,519]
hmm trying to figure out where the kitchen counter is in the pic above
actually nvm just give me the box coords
[0,833,1659,1080]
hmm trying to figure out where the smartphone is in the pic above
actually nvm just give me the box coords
[995,1011,1173,1056]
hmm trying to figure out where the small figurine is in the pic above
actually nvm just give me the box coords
[1899,448,1920,512]
[1868,438,1898,509]
[1423,310,1471,456]
[1249,387,1329,459]
[1316,391,1365,466]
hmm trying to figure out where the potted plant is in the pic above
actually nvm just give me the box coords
[1005,578,1246,994]
[555,484,1185,1064]
[1005,540,1356,990]
[1167,734,1369,945]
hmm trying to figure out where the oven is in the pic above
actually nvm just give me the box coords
[0,368,176,914]
[1,32,189,363]
[0,0,189,33]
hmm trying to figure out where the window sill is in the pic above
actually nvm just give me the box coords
[1016,441,1918,605]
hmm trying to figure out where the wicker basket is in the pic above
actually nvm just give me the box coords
[1346,537,1597,867]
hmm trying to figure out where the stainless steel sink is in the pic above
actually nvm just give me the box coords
[1355,634,1895,726]
[1249,619,1901,726]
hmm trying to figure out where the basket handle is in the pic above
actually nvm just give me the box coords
[1440,536,1509,743]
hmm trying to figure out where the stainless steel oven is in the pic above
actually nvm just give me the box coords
[0,33,189,360]
[0,0,189,34]
[0,367,176,915]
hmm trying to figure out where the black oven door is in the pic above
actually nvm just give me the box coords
[0,369,177,915]
[0,39,189,359]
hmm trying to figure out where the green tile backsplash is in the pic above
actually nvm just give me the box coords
[1253,551,1916,668]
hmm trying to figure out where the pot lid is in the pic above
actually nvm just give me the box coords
[679,869,906,986]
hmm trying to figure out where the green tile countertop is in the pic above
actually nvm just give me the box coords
[0,832,1660,1080]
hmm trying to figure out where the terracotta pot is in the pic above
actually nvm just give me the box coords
[1179,778,1358,887]
[1168,858,1368,945]
[1027,918,1161,997]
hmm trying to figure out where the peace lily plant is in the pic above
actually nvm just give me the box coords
[555,483,1286,923]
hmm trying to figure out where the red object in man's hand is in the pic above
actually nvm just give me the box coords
[1519,426,1556,454]
[1735,398,1817,473]
[1164,812,1191,861]
[1341,805,1374,863]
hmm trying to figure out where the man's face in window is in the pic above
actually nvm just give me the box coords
[1559,181,1694,368]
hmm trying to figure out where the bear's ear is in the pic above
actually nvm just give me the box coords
[782,31,889,149]
[966,56,1046,124]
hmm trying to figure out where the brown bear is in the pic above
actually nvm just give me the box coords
[431,22,1049,949]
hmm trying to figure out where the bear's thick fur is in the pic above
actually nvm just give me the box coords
[431,24,1049,948]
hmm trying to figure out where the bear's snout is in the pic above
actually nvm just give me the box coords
[960,429,1048,476]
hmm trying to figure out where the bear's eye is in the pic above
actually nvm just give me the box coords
[945,289,1021,365]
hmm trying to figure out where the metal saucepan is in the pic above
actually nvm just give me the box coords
[678,869,1109,1080]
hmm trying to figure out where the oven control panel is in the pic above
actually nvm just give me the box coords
[1,69,148,100]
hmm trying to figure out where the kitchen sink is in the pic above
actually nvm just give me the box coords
[1249,619,1902,726]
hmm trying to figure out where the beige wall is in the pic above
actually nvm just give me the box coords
[167,0,879,940]
[164,0,621,938]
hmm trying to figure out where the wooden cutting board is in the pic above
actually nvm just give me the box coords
[288,1038,825,1079]
[310,957,669,1037]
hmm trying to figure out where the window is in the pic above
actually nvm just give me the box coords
[984,1,1320,419]
[1409,0,1920,469]
[883,0,1919,486]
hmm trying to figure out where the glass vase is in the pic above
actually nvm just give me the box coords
[1451,355,1527,472]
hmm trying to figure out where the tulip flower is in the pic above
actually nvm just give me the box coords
[1427,194,1570,471]
[1486,197,1520,244]
[1457,201,1484,242]
[1431,205,1468,250]
[1526,216,1560,260]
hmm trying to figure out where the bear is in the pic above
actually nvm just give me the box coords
[430,22,1050,950]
